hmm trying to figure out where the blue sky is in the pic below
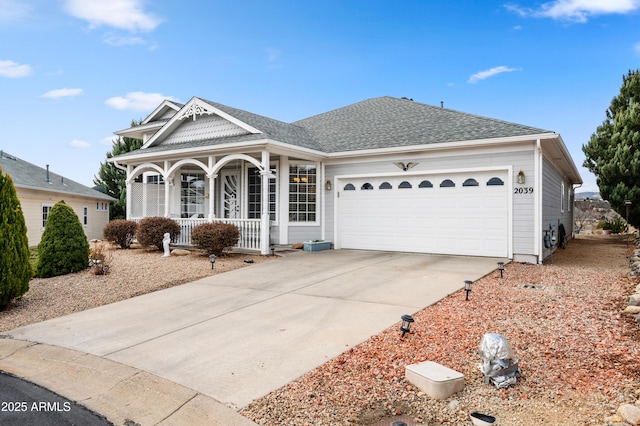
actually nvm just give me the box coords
[1,0,640,193]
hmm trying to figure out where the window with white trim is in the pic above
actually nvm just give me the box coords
[248,167,277,221]
[42,203,53,228]
[289,164,317,222]
[181,172,205,218]
[83,206,88,226]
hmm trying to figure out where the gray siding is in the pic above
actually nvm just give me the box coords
[324,148,537,257]
[541,157,574,259]
[288,226,322,243]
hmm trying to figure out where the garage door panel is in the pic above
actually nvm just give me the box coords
[337,171,508,257]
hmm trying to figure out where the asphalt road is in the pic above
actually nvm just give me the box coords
[0,371,113,426]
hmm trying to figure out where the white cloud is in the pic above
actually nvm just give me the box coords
[0,60,32,78]
[0,0,32,22]
[64,0,162,32]
[42,88,83,98]
[505,0,640,22]
[634,42,640,52]
[468,66,518,83]
[104,34,146,46]
[70,139,90,149]
[105,91,178,111]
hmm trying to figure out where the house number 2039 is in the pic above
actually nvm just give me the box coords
[514,187,534,194]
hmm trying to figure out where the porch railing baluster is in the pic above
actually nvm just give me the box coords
[130,217,262,251]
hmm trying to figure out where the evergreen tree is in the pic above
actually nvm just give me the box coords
[583,69,640,227]
[94,120,143,220]
[0,167,31,309]
[36,201,90,278]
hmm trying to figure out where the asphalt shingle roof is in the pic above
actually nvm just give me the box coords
[0,151,115,201]
[116,96,555,159]
[292,96,554,152]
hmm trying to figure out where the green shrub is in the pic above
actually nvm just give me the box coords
[191,222,240,256]
[602,217,627,234]
[0,168,32,309]
[136,217,180,251]
[103,219,138,249]
[36,200,90,278]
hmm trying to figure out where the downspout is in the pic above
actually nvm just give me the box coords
[321,161,326,241]
[535,139,542,263]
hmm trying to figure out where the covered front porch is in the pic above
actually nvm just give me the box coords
[124,151,276,254]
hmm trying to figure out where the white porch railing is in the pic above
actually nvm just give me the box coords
[131,218,262,251]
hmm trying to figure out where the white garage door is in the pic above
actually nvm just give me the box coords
[336,171,509,257]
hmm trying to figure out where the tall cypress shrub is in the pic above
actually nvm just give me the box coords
[0,167,31,309]
[36,200,90,278]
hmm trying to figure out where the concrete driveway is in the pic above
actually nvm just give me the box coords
[5,250,503,409]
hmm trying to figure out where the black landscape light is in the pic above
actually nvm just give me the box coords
[464,280,472,301]
[270,244,275,256]
[400,314,414,337]
[497,261,504,278]
[209,254,216,270]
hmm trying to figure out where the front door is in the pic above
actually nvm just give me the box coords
[221,170,240,219]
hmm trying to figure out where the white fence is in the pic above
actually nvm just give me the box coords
[131,217,262,251]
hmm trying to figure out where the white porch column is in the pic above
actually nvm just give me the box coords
[163,161,171,218]
[260,150,271,255]
[208,156,216,220]
[208,173,217,220]
[126,165,132,219]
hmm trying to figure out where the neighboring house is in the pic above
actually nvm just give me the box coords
[0,151,115,246]
[109,96,581,263]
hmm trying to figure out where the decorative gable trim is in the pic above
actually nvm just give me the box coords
[141,97,263,149]
[178,98,217,121]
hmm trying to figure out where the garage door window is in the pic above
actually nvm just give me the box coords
[289,164,317,222]
[399,181,412,189]
[463,178,479,187]
[487,177,504,186]
[344,183,355,190]
[419,180,433,188]
[361,183,374,190]
[440,179,455,187]
[379,182,392,189]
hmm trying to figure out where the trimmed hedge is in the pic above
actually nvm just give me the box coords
[136,217,180,251]
[103,219,138,249]
[36,200,90,278]
[191,222,240,256]
[0,167,31,309]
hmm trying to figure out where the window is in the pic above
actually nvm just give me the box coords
[181,172,205,218]
[487,177,504,186]
[463,178,479,187]
[42,204,53,228]
[96,202,108,211]
[248,167,277,221]
[361,183,374,190]
[440,179,455,187]
[398,181,412,189]
[344,183,355,191]
[83,206,88,226]
[419,180,433,188]
[379,182,392,189]
[289,164,317,222]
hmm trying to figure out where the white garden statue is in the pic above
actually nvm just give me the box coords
[162,232,171,257]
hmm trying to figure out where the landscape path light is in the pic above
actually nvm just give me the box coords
[464,280,472,301]
[497,261,504,278]
[400,314,414,337]
[209,254,216,270]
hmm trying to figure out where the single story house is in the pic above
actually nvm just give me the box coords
[0,151,115,245]
[110,96,581,263]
